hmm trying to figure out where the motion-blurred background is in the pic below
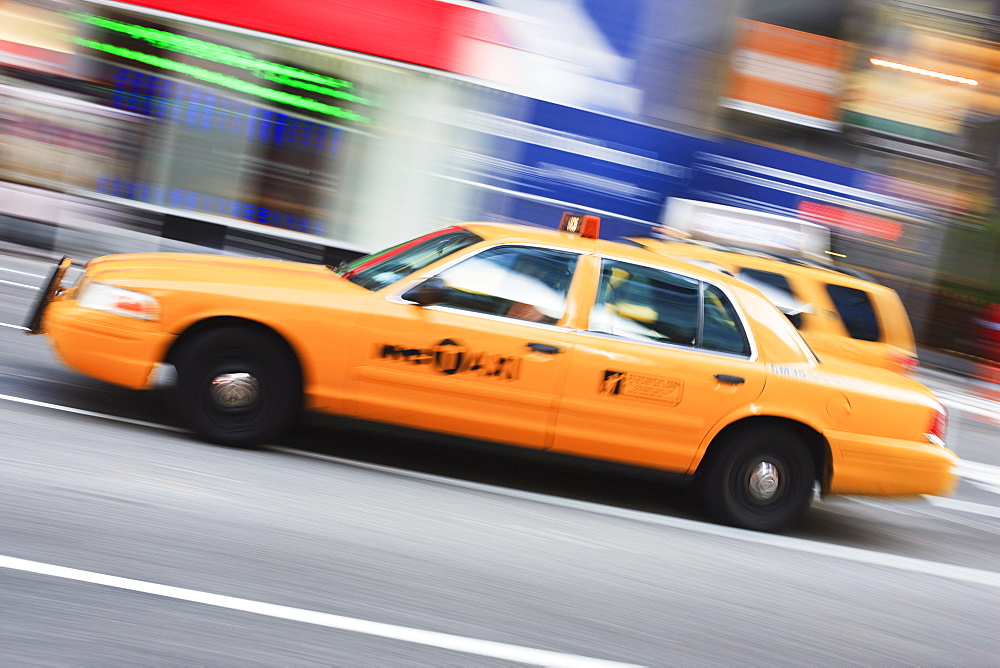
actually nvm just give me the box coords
[1,0,997,367]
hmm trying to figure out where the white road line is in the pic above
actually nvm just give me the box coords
[0,393,186,433]
[0,267,43,278]
[921,496,1000,518]
[937,390,1000,421]
[958,461,1000,495]
[0,278,37,289]
[0,555,640,668]
[0,322,28,330]
[960,460,1000,488]
[2,392,999,589]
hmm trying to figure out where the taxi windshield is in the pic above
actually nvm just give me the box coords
[338,227,484,291]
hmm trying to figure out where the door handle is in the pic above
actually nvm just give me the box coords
[527,342,561,354]
[714,374,745,385]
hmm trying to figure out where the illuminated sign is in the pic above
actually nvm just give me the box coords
[869,58,978,86]
[695,212,807,252]
[74,14,373,123]
[721,20,848,131]
[798,201,903,242]
[841,17,990,146]
[662,198,831,260]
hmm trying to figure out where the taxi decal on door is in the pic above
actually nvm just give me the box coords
[376,339,522,380]
[600,370,684,405]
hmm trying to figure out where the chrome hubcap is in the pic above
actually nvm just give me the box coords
[210,372,260,408]
[748,461,780,501]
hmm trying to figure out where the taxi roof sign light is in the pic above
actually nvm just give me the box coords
[661,198,831,261]
[560,212,600,239]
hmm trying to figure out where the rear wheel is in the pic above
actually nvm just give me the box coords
[700,424,815,532]
[171,326,301,447]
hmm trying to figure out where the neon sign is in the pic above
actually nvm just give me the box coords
[74,14,373,123]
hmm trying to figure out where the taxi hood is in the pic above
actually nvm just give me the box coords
[81,252,352,293]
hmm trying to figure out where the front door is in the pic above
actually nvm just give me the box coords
[352,245,580,448]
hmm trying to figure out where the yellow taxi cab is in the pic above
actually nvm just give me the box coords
[629,236,919,375]
[27,213,958,532]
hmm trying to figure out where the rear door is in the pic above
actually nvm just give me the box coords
[551,257,766,472]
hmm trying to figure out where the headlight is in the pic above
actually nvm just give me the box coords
[77,282,160,321]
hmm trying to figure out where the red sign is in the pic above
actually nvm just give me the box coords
[798,201,903,241]
[115,0,499,72]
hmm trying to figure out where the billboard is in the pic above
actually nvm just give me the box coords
[720,19,849,131]
[445,98,706,239]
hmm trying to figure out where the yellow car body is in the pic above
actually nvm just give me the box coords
[31,220,958,531]
[630,237,919,374]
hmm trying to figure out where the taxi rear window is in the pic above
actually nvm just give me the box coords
[590,259,749,356]
[341,228,483,291]
[827,284,881,342]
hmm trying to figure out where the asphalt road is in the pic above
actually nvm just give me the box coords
[2,251,998,665]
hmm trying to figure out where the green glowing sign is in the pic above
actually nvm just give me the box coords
[74,13,373,123]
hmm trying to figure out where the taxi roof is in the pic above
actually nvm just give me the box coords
[461,222,800,288]
[461,222,733,283]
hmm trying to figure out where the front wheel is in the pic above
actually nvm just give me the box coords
[700,425,815,532]
[171,326,301,447]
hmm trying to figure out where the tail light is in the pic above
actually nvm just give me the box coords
[926,405,948,447]
[889,351,919,375]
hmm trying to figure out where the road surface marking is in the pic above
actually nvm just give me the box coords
[0,322,28,330]
[0,392,186,432]
[2,392,999,589]
[0,267,43,278]
[0,279,36,289]
[960,460,1000,488]
[0,555,640,668]
[921,495,1000,518]
[937,389,1000,421]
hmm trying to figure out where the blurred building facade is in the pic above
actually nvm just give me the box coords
[1,0,997,363]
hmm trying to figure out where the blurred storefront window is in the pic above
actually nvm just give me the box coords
[1,1,504,249]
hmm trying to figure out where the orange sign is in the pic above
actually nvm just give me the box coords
[722,20,849,130]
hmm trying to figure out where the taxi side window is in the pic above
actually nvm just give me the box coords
[434,246,578,324]
[702,284,750,355]
[590,260,749,356]
[589,260,699,346]
[827,284,881,342]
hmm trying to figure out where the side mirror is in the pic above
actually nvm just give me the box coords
[401,277,447,306]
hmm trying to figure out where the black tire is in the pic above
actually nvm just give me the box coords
[171,326,301,447]
[700,424,815,532]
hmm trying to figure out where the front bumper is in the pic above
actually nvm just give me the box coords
[43,299,175,390]
[24,256,73,334]
[826,430,960,497]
